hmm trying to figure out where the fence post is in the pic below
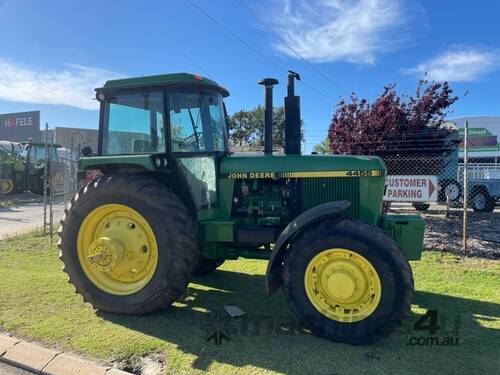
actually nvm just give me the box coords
[49,132,54,244]
[462,120,469,251]
[43,123,48,235]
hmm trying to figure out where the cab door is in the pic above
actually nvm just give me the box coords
[167,90,228,215]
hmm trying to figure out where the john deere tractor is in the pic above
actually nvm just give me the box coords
[0,141,64,195]
[59,72,424,344]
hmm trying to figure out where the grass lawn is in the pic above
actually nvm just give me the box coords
[0,232,499,375]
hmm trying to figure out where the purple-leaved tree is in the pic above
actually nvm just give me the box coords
[328,80,460,159]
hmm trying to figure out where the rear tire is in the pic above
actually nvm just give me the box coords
[58,174,198,314]
[471,188,495,212]
[0,178,15,195]
[282,218,413,345]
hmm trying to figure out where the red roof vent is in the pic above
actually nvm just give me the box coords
[193,74,203,81]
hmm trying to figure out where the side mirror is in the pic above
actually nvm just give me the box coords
[96,92,106,102]
[81,146,93,157]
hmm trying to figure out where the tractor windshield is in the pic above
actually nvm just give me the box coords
[168,91,227,153]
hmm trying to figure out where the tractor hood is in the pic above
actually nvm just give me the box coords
[220,154,386,178]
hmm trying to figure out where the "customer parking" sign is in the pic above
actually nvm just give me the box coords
[384,175,438,202]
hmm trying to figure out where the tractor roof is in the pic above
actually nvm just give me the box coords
[99,72,229,97]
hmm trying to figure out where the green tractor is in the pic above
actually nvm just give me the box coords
[59,72,425,344]
[0,141,65,195]
[20,142,66,195]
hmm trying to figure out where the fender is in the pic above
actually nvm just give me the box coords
[265,200,351,296]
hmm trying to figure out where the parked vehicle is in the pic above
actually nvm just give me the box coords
[469,171,500,212]
[0,140,66,195]
[59,71,425,345]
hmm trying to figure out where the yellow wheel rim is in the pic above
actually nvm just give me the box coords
[304,248,381,323]
[77,204,158,295]
[0,178,14,194]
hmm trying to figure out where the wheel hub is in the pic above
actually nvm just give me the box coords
[474,194,486,209]
[87,237,124,271]
[327,272,356,300]
[304,248,381,323]
[445,184,459,200]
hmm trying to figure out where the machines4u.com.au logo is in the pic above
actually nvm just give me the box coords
[407,309,460,346]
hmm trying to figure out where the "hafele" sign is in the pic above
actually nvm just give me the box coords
[0,111,40,142]
[4,115,34,128]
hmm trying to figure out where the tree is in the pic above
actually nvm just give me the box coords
[227,105,286,149]
[328,80,459,158]
[313,137,331,154]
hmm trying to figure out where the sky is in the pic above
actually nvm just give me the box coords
[0,0,499,153]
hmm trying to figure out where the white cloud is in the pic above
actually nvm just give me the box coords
[402,46,500,81]
[0,60,122,110]
[269,0,423,64]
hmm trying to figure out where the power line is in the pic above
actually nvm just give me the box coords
[183,53,213,79]
[235,0,348,93]
[186,0,288,74]
[185,0,335,102]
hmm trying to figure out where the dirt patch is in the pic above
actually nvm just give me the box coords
[112,353,164,375]
[390,203,500,259]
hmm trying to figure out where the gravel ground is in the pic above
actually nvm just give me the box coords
[0,194,66,238]
[390,202,500,259]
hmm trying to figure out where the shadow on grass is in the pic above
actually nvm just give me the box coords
[98,269,500,374]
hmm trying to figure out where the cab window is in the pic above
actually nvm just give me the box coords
[169,91,227,153]
[102,91,165,155]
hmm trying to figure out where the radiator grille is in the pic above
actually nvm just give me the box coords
[301,177,360,218]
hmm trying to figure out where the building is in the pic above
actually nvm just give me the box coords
[41,126,98,153]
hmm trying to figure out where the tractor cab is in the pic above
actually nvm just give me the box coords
[92,73,229,210]
[97,80,228,156]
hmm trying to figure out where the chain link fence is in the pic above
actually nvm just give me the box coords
[382,150,499,259]
[1,128,498,258]
[0,134,80,240]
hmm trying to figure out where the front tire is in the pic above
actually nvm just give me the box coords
[282,218,413,344]
[58,174,198,314]
[439,180,462,202]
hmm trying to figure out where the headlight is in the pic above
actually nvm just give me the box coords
[153,156,168,169]
[155,157,162,168]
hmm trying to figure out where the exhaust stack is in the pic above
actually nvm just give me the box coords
[284,70,301,155]
[258,78,279,154]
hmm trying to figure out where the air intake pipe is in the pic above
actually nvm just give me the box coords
[258,78,279,154]
[284,70,301,155]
